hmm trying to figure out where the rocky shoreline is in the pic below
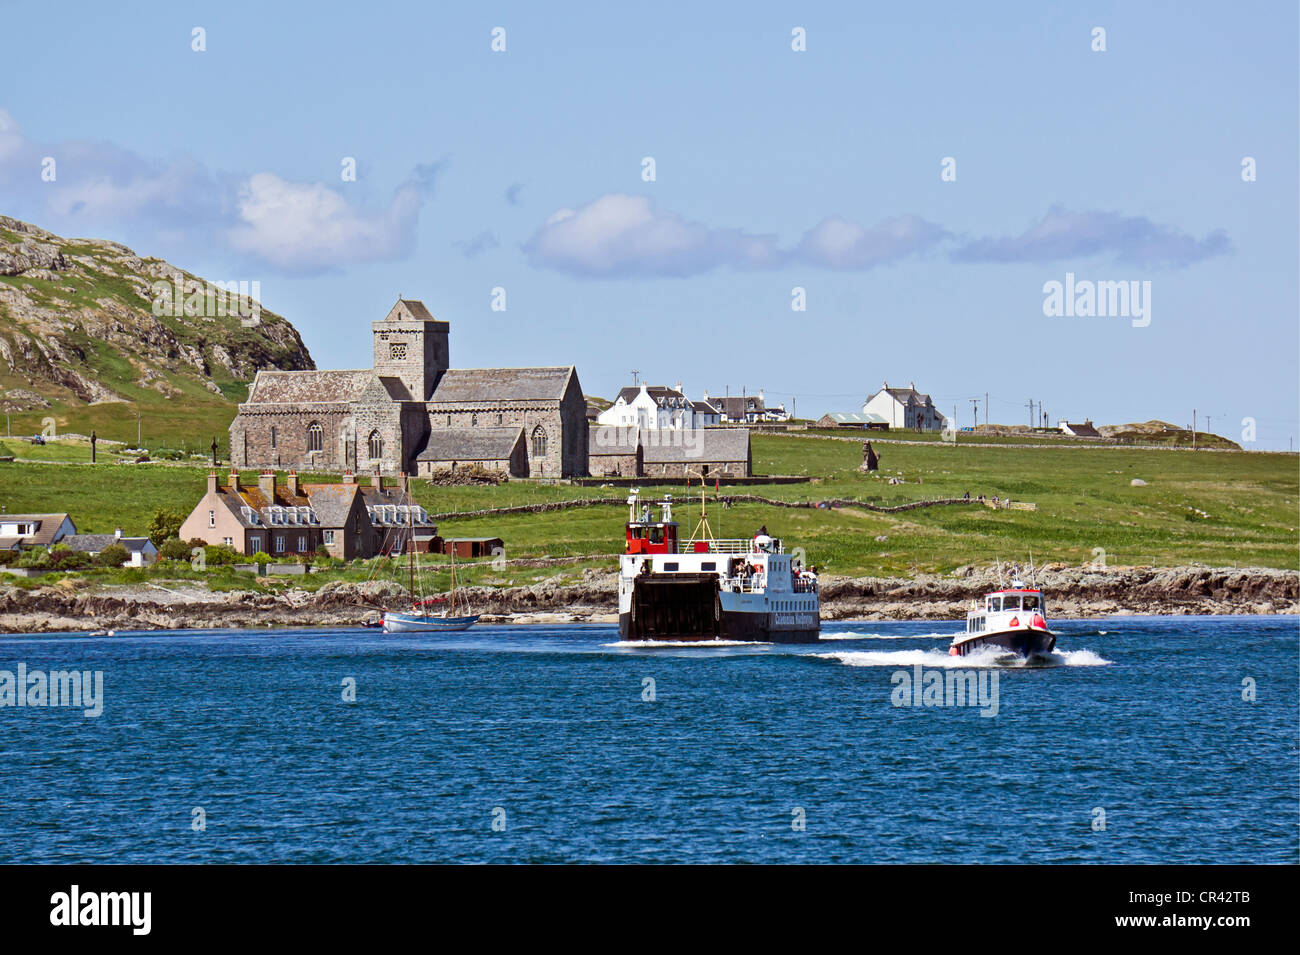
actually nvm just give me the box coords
[0,564,1295,633]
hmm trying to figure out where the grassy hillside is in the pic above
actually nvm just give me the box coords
[0,215,312,446]
[1,433,1295,579]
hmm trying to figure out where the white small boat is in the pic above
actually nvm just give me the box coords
[950,572,1055,659]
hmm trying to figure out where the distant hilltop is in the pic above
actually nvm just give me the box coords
[0,215,313,415]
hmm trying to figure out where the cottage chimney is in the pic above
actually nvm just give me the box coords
[399,472,410,493]
[287,470,299,497]
[258,470,275,501]
[909,380,915,390]
[114,527,122,540]
[371,467,383,489]
[675,381,682,393]
[228,468,240,490]
[207,470,218,495]
[702,389,709,401]
[759,388,764,401]
[342,469,355,485]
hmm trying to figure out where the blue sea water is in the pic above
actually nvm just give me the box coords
[0,616,1295,864]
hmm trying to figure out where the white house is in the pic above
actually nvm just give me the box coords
[597,384,711,430]
[0,512,76,551]
[61,529,159,567]
[863,381,947,431]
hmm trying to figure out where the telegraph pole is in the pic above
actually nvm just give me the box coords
[630,369,640,386]
[985,392,989,427]
[1192,409,1196,450]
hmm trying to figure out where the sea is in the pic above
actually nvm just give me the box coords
[0,616,1295,864]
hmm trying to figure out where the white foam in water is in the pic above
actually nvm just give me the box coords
[817,645,1112,668]
[603,639,764,648]
[819,630,962,641]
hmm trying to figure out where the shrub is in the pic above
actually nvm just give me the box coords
[148,508,185,547]
[203,545,237,567]
[252,551,271,565]
[159,538,192,561]
[95,543,130,568]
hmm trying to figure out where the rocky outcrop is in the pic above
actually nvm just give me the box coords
[0,215,314,407]
[0,564,1294,633]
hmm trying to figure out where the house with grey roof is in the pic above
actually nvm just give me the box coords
[230,298,588,478]
[704,389,789,424]
[586,428,750,479]
[61,530,158,567]
[178,468,436,561]
[595,383,714,431]
[863,381,947,431]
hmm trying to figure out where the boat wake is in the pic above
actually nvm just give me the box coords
[603,639,765,649]
[815,645,1112,668]
[819,630,963,641]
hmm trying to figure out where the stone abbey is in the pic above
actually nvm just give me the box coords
[229,299,588,477]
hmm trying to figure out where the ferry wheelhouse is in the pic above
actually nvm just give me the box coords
[618,489,819,643]
[950,579,1055,658]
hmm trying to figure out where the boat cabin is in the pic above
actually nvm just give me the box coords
[625,492,682,555]
[983,589,1045,613]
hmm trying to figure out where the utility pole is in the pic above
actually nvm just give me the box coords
[985,392,989,428]
[1192,409,1196,451]
[1027,399,1034,428]
[136,413,141,448]
[630,369,640,386]
[970,398,979,429]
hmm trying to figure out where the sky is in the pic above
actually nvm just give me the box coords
[1,1,1297,448]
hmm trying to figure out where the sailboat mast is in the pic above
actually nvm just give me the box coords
[407,493,415,605]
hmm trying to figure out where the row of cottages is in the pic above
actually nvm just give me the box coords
[178,469,438,560]
[587,428,752,479]
[229,298,589,479]
[0,513,157,565]
[596,384,721,431]
[711,390,790,424]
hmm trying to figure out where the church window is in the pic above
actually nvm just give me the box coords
[496,413,502,425]
[368,430,384,460]
[446,415,451,426]
[307,422,323,453]
[531,426,547,457]
[390,342,408,361]
[471,414,478,427]
[270,426,277,449]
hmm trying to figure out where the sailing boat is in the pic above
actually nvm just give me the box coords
[382,505,479,633]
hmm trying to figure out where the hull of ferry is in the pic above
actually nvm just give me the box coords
[949,626,1055,658]
[618,572,819,644]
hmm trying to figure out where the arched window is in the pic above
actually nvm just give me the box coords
[471,413,478,427]
[368,430,383,460]
[307,422,323,453]
[531,426,547,457]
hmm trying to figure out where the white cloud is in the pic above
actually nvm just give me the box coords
[523,193,782,277]
[796,214,948,270]
[952,205,1231,268]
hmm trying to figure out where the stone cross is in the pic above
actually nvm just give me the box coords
[210,436,219,467]
[90,430,97,464]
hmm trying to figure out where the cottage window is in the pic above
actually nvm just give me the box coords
[208,510,215,528]
[368,430,383,460]
[531,426,547,457]
[222,537,233,547]
[298,535,307,551]
[324,530,335,545]
[274,535,285,553]
[307,422,323,453]
[250,536,263,554]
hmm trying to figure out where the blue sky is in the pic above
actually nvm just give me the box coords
[2,1,1296,447]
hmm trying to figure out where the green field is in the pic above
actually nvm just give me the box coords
[0,432,1295,581]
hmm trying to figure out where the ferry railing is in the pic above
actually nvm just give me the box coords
[683,538,783,555]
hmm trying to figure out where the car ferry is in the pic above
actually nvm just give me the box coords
[617,489,820,643]
[950,577,1055,658]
